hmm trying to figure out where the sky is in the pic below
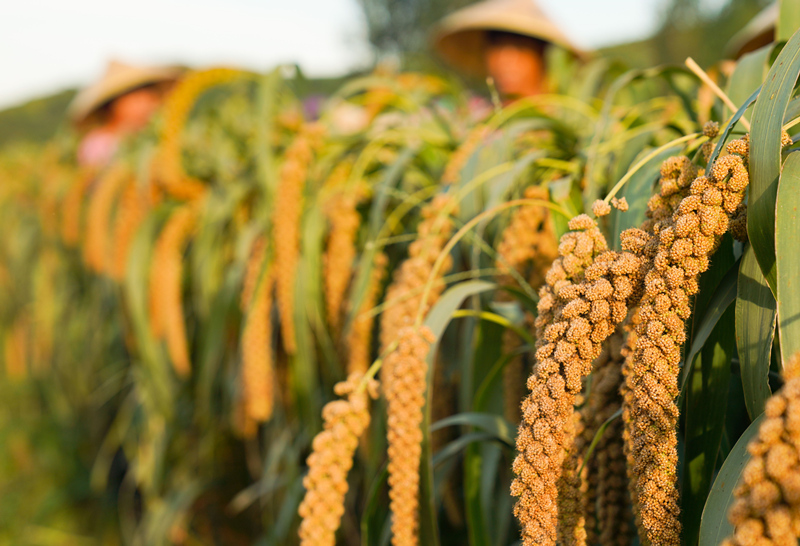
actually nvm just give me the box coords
[0,0,668,109]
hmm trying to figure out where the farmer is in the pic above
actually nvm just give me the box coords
[432,0,581,100]
[69,60,184,168]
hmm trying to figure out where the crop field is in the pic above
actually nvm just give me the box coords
[3,4,800,546]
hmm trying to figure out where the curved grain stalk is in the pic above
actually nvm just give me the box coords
[110,177,150,281]
[60,167,95,246]
[156,67,245,200]
[379,193,457,352]
[496,185,558,424]
[148,205,198,376]
[272,124,324,354]
[442,124,491,186]
[346,253,387,375]
[385,326,435,546]
[297,374,379,546]
[623,132,788,545]
[322,161,361,337]
[83,163,130,274]
[240,236,275,423]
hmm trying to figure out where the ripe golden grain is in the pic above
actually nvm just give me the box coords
[583,331,631,545]
[721,353,800,546]
[4,314,29,380]
[157,68,243,200]
[379,194,457,353]
[346,253,387,376]
[240,239,275,423]
[110,178,150,282]
[385,326,435,546]
[273,124,325,354]
[60,167,95,246]
[297,374,378,546]
[83,163,130,274]
[496,185,558,290]
[148,206,197,376]
[442,124,491,186]
[323,163,360,336]
[624,136,765,545]
[511,213,649,546]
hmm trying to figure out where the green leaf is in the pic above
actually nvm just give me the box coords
[608,145,682,250]
[699,414,766,545]
[777,151,800,365]
[578,408,622,475]
[432,432,496,467]
[708,86,761,169]
[736,244,776,420]
[725,47,770,117]
[431,412,515,446]
[779,0,800,42]
[361,464,389,546]
[681,262,739,392]
[682,305,736,546]
[418,280,497,546]
[465,440,491,546]
[748,27,800,291]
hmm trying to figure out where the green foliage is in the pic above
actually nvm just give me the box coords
[4,13,800,546]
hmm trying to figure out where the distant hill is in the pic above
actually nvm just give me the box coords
[0,89,76,149]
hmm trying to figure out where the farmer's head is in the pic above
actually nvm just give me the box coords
[485,30,548,98]
[432,0,581,100]
[69,60,184,133]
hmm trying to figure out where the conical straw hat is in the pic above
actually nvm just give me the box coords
[432,0,581,77]
[68,60,185,124]
[726,3,777,59]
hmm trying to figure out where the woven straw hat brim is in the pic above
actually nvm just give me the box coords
[432,0,581,77]
[68,61,185,124]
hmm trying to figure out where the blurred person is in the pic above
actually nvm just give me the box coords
[432,0,582,101]
[69,60,184,168]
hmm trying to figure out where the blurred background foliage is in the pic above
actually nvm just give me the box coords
[0,0,771,149]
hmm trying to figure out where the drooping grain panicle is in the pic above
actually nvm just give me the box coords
[582,330,631,545]
[148,205,197,376]
[614,155,701,543]
[441,124,491,186]
[61,167,95,246]
[272,123,325,355]
[623,133,792,546]
[495,185,558,425]
[83,163,131,274]
[511,214,609,545]
[240,237,275,423]
[379,193,458,353]
[323,161,361,336]
[346,252,387,376]
[241,236,268,311]
[156,67,244,201]
[4,313,29,380]
[110,177,151,282]
[385,326,435,546]
[495,185,558,291]
[721,352,800,546]
[297,374,379,546]
[511,210,655,546]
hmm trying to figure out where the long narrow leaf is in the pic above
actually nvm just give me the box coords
[736,244,776,419]
[699,414,766,544]
[748,27,800,291]
[777,151,800,364]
